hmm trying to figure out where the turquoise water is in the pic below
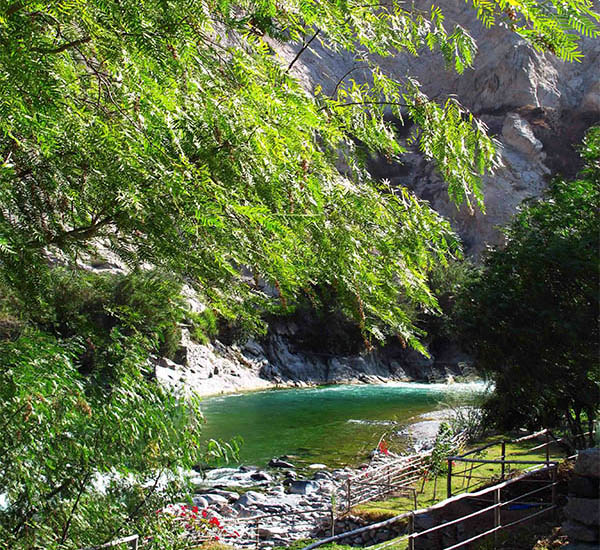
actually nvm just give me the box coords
[200,382,482,468]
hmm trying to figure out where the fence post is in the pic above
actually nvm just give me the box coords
[330,499,335,537]
[346,477,351,513]
[128,536,138,550]
[408,511,415,550]
[494,487,501,547]
[501,440,506,481]
[545,431,550,466]
[255,520,260,550]
[447,459,453,499]
[551,464,558,520]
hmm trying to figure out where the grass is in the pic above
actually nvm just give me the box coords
[351,435,566,522]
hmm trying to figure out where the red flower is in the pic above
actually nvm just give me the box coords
[209,517,221,528]
[191,505,199,514]
[202,510,208,518]
[214,536,220,541]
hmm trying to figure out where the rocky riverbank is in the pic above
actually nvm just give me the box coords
[153,325,476,398]
[163,411,456,549]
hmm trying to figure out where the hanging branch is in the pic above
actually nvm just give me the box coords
[287,29,321,73]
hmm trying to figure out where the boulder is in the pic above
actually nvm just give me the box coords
[196,493,229,506]
[269,458,295,468]
[288,480,320,495]
[207,489,240,502]
[564,497,600,527]
[575,448,600,479]
[562,521,599,543]
[569,475,600,499]
[235,490,266,508]
[192,496,208,509]
[250,471,273,482]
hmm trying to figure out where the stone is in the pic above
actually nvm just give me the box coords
[192,496,208,509]
[250,471,272,482]
[268,458,295,468]
[564,498,600,527]
[236,505,260,518]
[569,475,600,499]
[258,526,288,538]
[235,490,266,508]
[562,521,599,543]
[502,112,545,158]
[575,448,600,479]
[208,489,240,502]
[288,480,320,495]
[308,463,328,469]
[239,465,258,473]
[196,493,229,506]
[313,471,332,481]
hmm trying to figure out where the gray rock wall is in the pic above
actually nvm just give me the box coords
[277,0,600,256]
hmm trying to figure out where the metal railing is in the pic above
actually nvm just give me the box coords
[302,462,559,550]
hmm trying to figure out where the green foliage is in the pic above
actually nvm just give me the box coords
[25,267,186,362]
[460,127,600,445]
[0,330,209,550]
[0,270,240,549]
[189,309,219,346]
[1,0,594,348]
[429,422,456,476]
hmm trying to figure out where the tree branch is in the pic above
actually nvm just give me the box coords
[33,36,91,54]
[317,100,409,112]
[5,1,24,18]
[287,29,320,73]
[45,215,115,247]
[59,472,90,546]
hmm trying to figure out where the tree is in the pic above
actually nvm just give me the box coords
[460,127,600,447]
[0,2,598,548]
[1,0,598,348]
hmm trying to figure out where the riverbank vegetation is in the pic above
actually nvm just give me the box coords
[1,1,598,549]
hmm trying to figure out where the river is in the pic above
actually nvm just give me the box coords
[200,382,484,468]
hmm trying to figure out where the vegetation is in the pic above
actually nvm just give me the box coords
[1,0,598,348]
[0,1,598,549]
[460,127,600,447]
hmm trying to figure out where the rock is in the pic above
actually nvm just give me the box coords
[192,496,208,509]
[569,475,600,499]
[196,493,229,506]
[564,497,600,527]
[308,463,328,469]
[235,491,266,508]
[502,112,545,158]
[562,521,599,543]
[313,471,332,481]
[243,338,265,357]
[268,458,295,468]
[207,489,240,502]
[258,526,288,538]
[239,465,258,473]
[219,504,236,516]
[575,448,600,479]
[250,471,272,482]
[288,480,320,495]
[236,505,260,518]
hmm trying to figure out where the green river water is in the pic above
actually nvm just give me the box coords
[200,382,483,468]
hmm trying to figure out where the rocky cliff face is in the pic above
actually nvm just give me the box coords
[155,325,474,397]
[278,0,600,256]
[90,2,600,395]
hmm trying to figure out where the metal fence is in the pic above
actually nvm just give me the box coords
[302,462,559,550]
